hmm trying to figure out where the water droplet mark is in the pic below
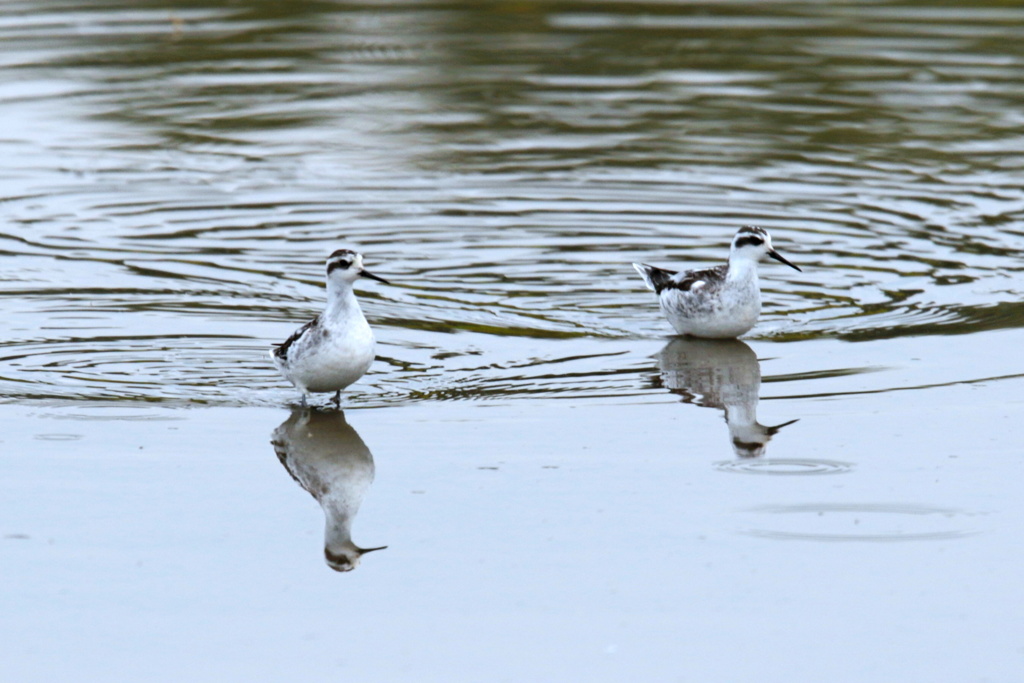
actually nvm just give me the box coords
[741,503,977,542]
[715,459,853,476]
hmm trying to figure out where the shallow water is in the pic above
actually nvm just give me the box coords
[3,1,1024,681]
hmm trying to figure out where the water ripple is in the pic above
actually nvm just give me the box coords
[715,459,854,476]
[741,503,978,543]
[1,1,1023,404]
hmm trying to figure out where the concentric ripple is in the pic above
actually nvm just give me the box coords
[715,459,853,476]
[1,1,1023,405]
[741,503,978,543]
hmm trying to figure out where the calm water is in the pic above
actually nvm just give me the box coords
[3,1,1024,681]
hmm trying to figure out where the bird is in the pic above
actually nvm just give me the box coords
[271,249,389,406]
[633,226,801,338]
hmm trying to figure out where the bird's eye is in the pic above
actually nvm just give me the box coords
[327,259,352,274]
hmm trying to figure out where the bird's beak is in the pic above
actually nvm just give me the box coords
[359,545,388,554]
[359,269,391,284]
[766,418,800,435]
[768,250,802,272]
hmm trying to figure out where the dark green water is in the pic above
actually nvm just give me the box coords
[3,0,1024,404]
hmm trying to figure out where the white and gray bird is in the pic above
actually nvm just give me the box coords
[633,226,801,338]
[271,249,389,406]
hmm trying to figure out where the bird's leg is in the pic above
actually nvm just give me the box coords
[332,390,341,409]
[299,393,308,408]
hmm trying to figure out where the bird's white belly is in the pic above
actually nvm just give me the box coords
[297,350,373,393]
[661,286,760,339]
[286,324,376,393]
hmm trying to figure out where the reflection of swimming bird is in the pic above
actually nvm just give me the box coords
[271,409,386,571]
[655,337,797,458]
[633,226,801,338]
[271,249,390,407]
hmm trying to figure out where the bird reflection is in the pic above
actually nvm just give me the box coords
[655,338,797,458]
[271,409,386,572]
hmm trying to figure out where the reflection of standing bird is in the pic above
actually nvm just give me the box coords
[272,409,386,572]
[271,249,389,407]
[634,226,801,338]
[655,337,796,458]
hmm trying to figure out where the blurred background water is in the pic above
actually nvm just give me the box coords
[2,2,1024,681]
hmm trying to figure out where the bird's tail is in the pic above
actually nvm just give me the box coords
[632,263,676,293]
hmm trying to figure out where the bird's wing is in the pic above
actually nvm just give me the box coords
[665,266,726,294]
[272,318,317,361]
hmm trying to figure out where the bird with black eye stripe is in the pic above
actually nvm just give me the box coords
[271,249,390,407]
[633,226,802,339]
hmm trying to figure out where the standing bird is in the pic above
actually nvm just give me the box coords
[271,249,389,406]
[633,226,801,339]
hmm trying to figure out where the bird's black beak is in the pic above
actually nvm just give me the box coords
[768,250,802,272]
[359,269,391,284]
[766,418,800,435]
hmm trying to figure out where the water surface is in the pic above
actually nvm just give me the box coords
[2,2,1024,681]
